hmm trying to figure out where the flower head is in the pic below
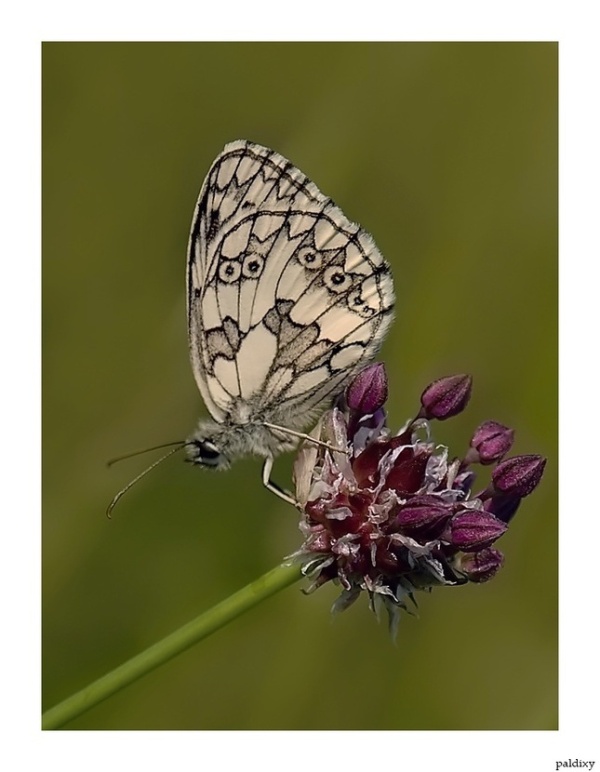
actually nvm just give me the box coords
[291,364,546,635]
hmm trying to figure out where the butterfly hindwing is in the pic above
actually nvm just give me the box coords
[187,140,395,427]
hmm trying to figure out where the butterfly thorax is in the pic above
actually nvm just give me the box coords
[185,410,299,470]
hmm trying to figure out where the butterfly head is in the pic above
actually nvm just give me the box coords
[185,437,230,470]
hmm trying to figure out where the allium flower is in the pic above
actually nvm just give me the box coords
[291,367,546,635]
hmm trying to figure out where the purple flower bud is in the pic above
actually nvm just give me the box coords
[470,421,514,464]
[445,509,508,551]
[459,548,505,583]
[492,455,546,497]
[347,363,388,415]
[420,374,472,421]
[393,495,453,537]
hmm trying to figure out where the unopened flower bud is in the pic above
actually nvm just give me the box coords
[458,548,505,583]
[492,455,546,497]
[446,509,507,551]
[470,421,514,464]
[420,374,472,421]
[393,495,453,537]
[347,363,388,415]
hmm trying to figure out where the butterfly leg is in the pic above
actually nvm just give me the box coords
[262,456,299,508]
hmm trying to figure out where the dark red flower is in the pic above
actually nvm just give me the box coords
[291,366,547,633]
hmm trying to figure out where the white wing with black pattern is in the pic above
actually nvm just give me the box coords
[186,140,395,431]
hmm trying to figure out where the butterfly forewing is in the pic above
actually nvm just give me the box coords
[187,140,395,432]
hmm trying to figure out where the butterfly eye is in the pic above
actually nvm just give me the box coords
[218,259,241,284]
[201,440,219,456]
[185,439,229,469]
[323,265,352,293]
[242,253,265,279]
[297,247,322,270]
[197,440,224,467]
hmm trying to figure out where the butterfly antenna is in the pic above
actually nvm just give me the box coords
[107,441,186,467]
[106,444,186,518]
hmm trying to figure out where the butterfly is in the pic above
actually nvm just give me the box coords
[107,140,395,515]
[184,140,395,504]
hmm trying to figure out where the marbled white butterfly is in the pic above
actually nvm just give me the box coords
[108,140,395,514]
[185,140,395,503]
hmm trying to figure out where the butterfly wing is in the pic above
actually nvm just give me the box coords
[187,140,395,426]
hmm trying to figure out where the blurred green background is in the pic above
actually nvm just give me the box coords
[42,42,557,730]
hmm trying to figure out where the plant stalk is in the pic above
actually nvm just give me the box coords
[42,561,303,729]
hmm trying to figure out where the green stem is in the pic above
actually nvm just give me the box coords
[42,561,303,730]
